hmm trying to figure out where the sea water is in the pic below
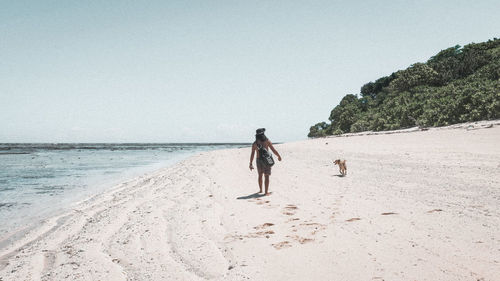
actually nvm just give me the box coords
[0,143,247,238]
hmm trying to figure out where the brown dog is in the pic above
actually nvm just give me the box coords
[333,159,347,176]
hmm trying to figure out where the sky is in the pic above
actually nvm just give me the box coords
[1,0,499,143]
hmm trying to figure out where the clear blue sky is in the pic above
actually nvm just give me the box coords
[1,0,499,142]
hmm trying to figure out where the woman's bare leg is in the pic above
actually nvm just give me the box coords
[264,174,270,195]
[258,173,263,193]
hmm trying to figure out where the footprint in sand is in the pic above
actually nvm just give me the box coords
[282,204,298,216]
[287,235,314,244]
[298,222,326,235]
[233,223,277,238]
[288,221,326,243]
[286,217,300,223]
[272,241,292,249]
[346,217,361,222]
[254,223,274,230]
[255,230,275,236]
[225,229,275,241]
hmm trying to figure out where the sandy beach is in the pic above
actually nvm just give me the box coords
[1,123,499,281]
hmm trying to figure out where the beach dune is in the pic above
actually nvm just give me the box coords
[1,124,499,280]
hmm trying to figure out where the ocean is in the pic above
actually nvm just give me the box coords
[0,143,248,238]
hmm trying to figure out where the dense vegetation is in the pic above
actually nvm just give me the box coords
[308,38,500,137]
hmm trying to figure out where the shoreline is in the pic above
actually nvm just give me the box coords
[0,151,199,259]
[1,124,499,280]
[0,144,248,249]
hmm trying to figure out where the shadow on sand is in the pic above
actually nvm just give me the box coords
[237,192,266,200]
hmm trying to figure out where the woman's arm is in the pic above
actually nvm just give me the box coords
[249,143,256,170]
[268,141,282,161]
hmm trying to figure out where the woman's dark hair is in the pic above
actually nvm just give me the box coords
[255,128,267,142]
[256,134,267,142]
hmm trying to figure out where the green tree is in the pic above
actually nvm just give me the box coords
[308,38,500,138]
[308,122,330,138]
[328,94,362,133]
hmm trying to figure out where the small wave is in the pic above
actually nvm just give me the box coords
[0,202,31,209]
[0,202,16,209]
[32,185,68,195]
[21,174,56,179]
[33,186,66,191]
[34,190,63,195]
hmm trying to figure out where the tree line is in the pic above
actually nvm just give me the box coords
[308,38,500,137]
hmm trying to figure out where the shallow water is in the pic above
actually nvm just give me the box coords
[0,143,248,236]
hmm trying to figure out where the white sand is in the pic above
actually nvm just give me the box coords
[1,124,499,280]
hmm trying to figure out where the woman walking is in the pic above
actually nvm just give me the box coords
[249,128,282,195]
